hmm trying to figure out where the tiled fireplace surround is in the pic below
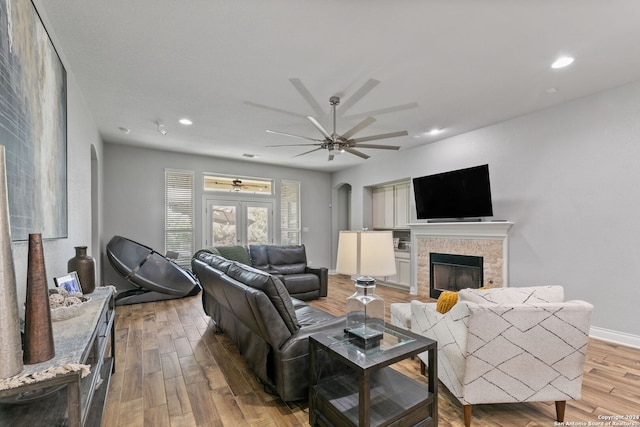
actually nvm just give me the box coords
[409,222,514,298]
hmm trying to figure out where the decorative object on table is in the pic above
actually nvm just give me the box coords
[23,233,55,364]
[54,271,82,295]
[49,287,91,322]
[0,146,23,379]
[1,0,67,242]
[67,246,96,294]
[336,230,397,349]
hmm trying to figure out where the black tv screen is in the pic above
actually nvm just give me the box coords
[413,164,493,220]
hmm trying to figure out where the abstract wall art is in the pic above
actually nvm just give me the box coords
[0,0,67,241]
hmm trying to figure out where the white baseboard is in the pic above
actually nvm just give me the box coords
[590,326,640,349]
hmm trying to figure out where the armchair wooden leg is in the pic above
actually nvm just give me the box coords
[463,404,472,427]
[555,401,566,422]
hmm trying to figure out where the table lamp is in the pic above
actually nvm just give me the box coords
[336,230,397,349]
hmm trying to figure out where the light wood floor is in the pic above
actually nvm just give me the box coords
[102,275,640,427]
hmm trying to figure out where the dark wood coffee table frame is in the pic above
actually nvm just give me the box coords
[309,322,437,427]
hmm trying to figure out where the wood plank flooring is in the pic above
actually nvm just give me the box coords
[103,275,640,427]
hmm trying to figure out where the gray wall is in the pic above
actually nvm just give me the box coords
[102,144,332,286]
[332,79,640,343]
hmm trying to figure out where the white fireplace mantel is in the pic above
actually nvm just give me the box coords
[408,221,513,238]
[409,221,514,295]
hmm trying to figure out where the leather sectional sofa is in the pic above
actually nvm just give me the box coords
[191,251,346,402]
[201,244,328,301]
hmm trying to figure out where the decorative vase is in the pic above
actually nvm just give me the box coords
[68,246,96,294]
[0,146,23,378]
[345,277,385,349]
[23,233,55,364]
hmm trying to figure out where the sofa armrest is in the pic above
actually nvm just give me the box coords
[305,266,328,297]
[411,300,470,400]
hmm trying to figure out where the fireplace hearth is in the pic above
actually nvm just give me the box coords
[430,253,483,299]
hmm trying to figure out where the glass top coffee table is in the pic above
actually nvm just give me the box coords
[309,322,437,427]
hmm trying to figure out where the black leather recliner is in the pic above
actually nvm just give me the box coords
[249,244,328,300]
[200,244,328,300]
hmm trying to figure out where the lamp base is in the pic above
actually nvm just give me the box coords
[345,326,383,350]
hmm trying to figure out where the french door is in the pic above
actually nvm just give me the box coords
[204,198,274,247]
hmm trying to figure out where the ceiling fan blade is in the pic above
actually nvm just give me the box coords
[294,147,324,157]
[307,117,332,140]
[337,79,380,116]
[289,78,326,118]
[344,147,370,160]
[266,143,321,147]
[266,130,324,142]
[350,130,409,143]
[244,101,307,119]
[328,154,334,161]
[343,102,420,120]
[353,143,400,150]
[341,116,376,140]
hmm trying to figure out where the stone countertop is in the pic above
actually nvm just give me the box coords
[15,286,113,378]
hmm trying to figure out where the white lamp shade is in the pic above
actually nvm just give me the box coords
[336,230,397,277]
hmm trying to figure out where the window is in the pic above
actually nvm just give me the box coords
[203,174,272,195]
[280,180,301,245]
[165,169,194,268]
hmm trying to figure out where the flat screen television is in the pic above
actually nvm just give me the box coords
[413,164,493,220]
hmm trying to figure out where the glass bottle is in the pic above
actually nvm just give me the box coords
[346,277,385,341]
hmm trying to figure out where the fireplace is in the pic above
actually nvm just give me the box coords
[409,222,512,297]
[430,253,483,299]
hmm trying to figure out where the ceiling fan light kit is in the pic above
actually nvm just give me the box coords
[266,86,409,161]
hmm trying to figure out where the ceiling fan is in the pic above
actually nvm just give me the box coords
[265,95,409,161]
[212,179,246,192]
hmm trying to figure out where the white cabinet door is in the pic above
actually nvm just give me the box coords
[372,187,385,229]
[397,258,411,286]
[394,183,410,228]
[372,186,394,229]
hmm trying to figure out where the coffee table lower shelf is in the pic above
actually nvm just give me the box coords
[311,367,435,427]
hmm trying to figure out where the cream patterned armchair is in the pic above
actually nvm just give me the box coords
[410,286,593,427]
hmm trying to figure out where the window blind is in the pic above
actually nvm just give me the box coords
[280,180,300,245]
[165,169,194,268]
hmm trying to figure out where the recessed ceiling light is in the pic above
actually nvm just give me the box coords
[117,126,131,134]
[179,118,193,125]
[551,56,574,69]
[413,128,445,138]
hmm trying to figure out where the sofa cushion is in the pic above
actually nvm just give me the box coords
[459,285,564,305]
[194,252,233,274]
[249,245,270,270]
[282,274,320,295]
[266,245,307,274]
[215,245,251,265]
[225,262,300,333]
[294,304,341,327]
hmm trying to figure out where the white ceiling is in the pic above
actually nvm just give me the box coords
[39,0,640,172]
